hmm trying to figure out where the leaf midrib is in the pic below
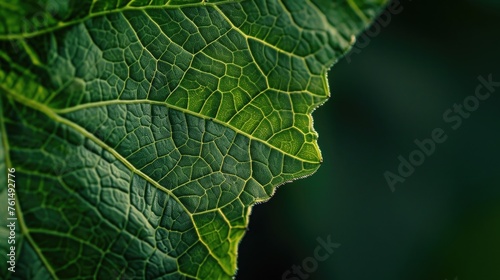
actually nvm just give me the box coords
[54,99,320,164]
[0,86,232,277]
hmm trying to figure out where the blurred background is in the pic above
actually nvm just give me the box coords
[237,0,500,279]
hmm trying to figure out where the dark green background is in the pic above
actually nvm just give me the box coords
[238,0,500,279]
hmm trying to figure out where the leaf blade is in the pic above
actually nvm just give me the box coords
[0,0,388,278]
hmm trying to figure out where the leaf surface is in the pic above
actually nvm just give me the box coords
[0,0,387,278]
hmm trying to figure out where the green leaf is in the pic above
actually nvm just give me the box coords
[0,0,387,278]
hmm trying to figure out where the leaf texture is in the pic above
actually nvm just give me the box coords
[0,0,388,278]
